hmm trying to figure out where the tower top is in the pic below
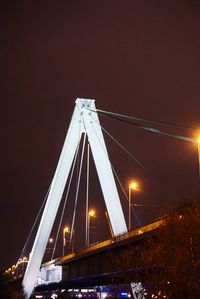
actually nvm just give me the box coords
[75,98,95,109]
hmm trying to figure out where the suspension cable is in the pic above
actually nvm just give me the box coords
[90,110,190,202]
[86,142,90,246]
[89,114,145,224]
[89,113,175,225]
[97,112,194,143]
[90,120,142,227]
[101,124,146,170]
[86,107,194,131]
[89,113,146,170]
[111,165,141,226]
[70,133,87,243]
[51,138,81,259]
[18,183,51,261]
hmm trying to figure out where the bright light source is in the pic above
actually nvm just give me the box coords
[129,181,139,191]
[88,209,95,217]
[64,226,70,233]
[121,292,128,297]
[23,256,28,262]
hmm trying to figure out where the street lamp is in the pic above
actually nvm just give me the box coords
[86,209,96,247]
[197,135,200,182]
[128,180,140,231]
[49,238,54,244]
[63,226,70,256]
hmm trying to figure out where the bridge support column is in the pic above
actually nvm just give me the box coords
[23,98,127,298]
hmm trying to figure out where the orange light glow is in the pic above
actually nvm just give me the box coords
[88,209,95,217]
[129,181,139,191]
[63,226,70,233]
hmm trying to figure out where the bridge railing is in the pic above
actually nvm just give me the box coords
[114,218,164,243]
[56,217,164,266]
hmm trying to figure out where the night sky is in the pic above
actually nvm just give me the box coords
[1,1,200,271]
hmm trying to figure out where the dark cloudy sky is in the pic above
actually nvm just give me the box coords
[1,1,200,271]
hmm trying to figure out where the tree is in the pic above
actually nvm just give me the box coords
[0,272,10,299]
[0,272,25,299]
[116,199,200,298]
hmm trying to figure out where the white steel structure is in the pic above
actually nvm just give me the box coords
[22,98,127,298]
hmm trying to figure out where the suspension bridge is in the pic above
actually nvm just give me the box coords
[5,98,198,299]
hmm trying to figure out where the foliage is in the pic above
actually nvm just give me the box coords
[117,199,200,298]
[0,272,25,299]
[0,272,10,299]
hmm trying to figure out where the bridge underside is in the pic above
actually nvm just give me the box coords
[35,221,163,294]
[35,271,130,292]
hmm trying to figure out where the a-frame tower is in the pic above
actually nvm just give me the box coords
[23,98,127,298]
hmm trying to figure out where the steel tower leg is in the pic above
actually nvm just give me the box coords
[23,98,127,298]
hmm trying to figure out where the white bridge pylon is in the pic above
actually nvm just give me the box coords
[23,98,127,298]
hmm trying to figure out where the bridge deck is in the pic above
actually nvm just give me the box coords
[42,217,164,268]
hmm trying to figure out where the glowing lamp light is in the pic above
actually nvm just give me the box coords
[128,180,141,230]
[88,209,95,217]
[64,226,70,233]
[129,180,139,191]
[195,131,200,182]
[23,256,28,262]
[193,129,200,147]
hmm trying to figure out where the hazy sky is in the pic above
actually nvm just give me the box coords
[1,1,200,271]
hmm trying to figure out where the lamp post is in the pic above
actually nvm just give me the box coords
[197,136,200,182]
[128,181,139,231]
[63,226,70,256]
[86,209,95,247]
